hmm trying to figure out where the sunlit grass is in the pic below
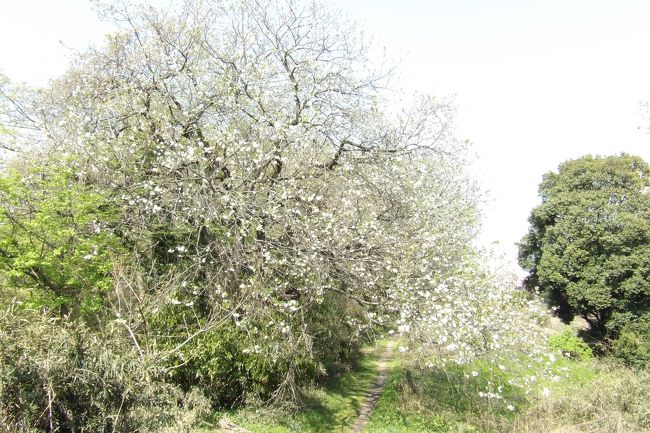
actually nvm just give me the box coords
[366,353,648,433]
[206,340,388,432]
[205,338,649,433]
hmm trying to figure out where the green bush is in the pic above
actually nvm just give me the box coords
[163,323,261,407]
[152,305,303,407]
[548,329,593,360]
[306,293,368,379]
[151,290,370,408]
[612,317,650,367]
[0,307,209,433]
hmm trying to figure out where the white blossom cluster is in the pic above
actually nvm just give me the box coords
[402,258,549,365]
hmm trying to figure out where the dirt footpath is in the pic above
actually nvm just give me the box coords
[349,340,396,433]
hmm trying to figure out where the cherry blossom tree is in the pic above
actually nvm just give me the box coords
[1,0,545,407]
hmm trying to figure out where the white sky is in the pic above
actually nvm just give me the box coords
[2,0,650,273]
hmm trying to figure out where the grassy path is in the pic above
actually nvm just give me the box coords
[210,339,395,432]
[349,339,395,433]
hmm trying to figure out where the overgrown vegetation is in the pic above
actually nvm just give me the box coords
[1,1,648,432]
[364,330,650,433]
[0,165,124,320]
[0,0,534,430]
[611,317,650,367]
[202,327,650,433]
[514,362,650,433]
[0,306,211,433]
[548,329,593,360]
[205,341,388,432]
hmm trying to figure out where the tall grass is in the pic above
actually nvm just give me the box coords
[366,354,650,433]
[514,361,650,433]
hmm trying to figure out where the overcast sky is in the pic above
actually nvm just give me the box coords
[2,0,650,274]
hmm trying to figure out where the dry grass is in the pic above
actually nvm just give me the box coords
[513,362,650,433]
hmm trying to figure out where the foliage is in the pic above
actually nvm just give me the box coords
[519,154,650,341]
[0,165,124,319]
[208,341,385,432]
[0,2,558,431]
[548,329,593,360]
[161,321,254,407]
[146,290,370,407]
[0,0,486,409]
[0,306,210,433]
[611,315,650,367]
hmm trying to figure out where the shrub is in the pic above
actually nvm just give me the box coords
[0,307,209,433]
[548,329,594,360]
[162,322,260,407]
[157,293,369,408]
[611,317,650,367]
[0,166,124,320]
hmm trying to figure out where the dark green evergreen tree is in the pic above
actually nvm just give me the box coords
[519,154,650,341]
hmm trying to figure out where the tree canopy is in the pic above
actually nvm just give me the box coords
[519,154,650,339]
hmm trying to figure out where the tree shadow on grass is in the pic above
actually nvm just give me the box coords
[284,347,381,432]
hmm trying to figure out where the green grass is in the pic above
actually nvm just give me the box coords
[513,360,650,433]
[203,337,650,433]
[365,358,522,433]
[365,351,648,433]
[205,340,388,432]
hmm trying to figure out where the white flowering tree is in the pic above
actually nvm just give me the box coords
[0,0,544,408]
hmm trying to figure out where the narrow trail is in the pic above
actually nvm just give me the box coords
[349,339,396,433]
